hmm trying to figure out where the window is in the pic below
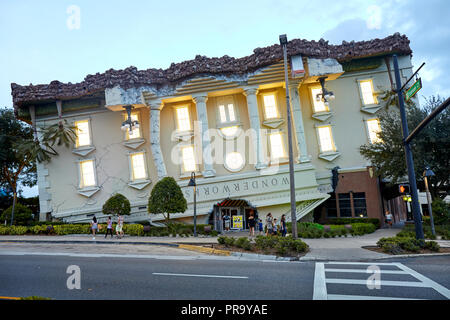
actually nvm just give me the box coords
[317,126,335,153]
[75,120,91,147]
[79,160,96,188]
[311,87,329,113]
[359,80,377,105]
[225,152,245,172]
[218,101,236,123]
[338,193,352,217]
[353,192,367,217]
[262,93,279,119]
[175,106,191,131]
[125,113,141,139]
[269,132,285,159]
[366,119,382,143]
[130,152,147,180]
[326,193,337,218]
[181,145,196,173]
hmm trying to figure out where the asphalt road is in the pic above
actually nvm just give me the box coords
[0,252,449,300]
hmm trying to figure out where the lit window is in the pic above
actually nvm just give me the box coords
[311,87,328,113]
[367,119,382,143]
[220,126,238,137]
[269,132,285,159]
[317,126,335,152]
[181,145,196,173]
[218,97,237,124]
[130,153,147,180]
[75,120,91,147]
[360,80,376,105]
[176,106,191,131]
[79,160,96,188]
[126,113,141,139]
[225,152,244,171]
[263,94,278,119]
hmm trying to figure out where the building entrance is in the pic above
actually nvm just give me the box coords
[212,198,257,233]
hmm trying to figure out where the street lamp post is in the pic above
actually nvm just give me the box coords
[279,34,298,239]
[423,167,436,236]
[188,172,197,237]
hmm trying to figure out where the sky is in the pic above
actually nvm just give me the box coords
[1,0,449,197]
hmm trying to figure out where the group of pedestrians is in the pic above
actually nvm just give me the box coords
[90,214,124,240]
[264,213,287,237]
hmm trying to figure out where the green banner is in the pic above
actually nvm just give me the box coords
[405,78,422,102]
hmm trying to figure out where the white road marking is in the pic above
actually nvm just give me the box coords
[327,294,424,300]
[313,262,327,300]
[314,261,450,300]
[152,272,248,279]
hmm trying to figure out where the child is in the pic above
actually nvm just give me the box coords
[258,219,264,235]
[272,218,278,236]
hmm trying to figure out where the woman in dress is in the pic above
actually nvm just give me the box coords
[248,210,256,237]
[91,216,98,240]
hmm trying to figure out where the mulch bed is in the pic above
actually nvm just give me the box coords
[363,246,450,255]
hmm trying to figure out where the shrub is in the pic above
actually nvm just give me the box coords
[224,237,235,247]
[235,237,252,250]
[1,203,33,226]
[8,226,28,235]
[123,224,144,236]
[102,193,131,216]
[217,236,227,245]
[321,218,380,229]
[377,236,440,254]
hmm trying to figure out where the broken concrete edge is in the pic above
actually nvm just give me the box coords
[177,244,231,256]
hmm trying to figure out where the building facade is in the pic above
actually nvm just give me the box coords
[11,33,415,228]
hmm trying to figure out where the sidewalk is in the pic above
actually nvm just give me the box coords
[0,228,449,261]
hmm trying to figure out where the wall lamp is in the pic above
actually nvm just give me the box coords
[316,77,335,107]
[120,105,139,135]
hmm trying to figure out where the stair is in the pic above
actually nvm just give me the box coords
[285,196,330,222]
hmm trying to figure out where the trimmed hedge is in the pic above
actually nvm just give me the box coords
[320,218,380,229]
[377,236,440,254]
[286,222,376,238]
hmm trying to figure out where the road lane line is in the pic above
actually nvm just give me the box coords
[313,262,327,300]
[152,272,248,279]
[394,263,450,299]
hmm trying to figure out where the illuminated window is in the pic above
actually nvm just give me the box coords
[225,152,244,171]
[269,132,285,159]
[75,120,91,147]
[217,96,239,138]
[263,94,279,119]
[367,119,382,143]
[181,145,196,173]
[317,126,335,153]
[311,87,328,113]
[218,103,236,123]
[125,113,141,139]
[130,153,147,180]
[175,106,191,131]
[220,126,239,137]
[360,80,377,105]
[79,160,96,188]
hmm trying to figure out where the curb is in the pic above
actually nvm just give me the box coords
[0,239,180,247]
[230,252,297,261]
[178,244,231,256]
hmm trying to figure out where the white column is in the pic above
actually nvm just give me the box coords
[148,100,167,179]
[289,82,310,163]
[193,94,216,178]
[243,87,267,170]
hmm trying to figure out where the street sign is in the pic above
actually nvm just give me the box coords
[405,78,422,102]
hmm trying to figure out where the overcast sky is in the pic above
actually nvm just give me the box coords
[1,0,449,197]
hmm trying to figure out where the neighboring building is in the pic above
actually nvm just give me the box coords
[11,33,415,229]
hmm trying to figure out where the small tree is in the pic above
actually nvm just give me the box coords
[102,193,131,217]
[148,177,187,224]
[1,203,33,226]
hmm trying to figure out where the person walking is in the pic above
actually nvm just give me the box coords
[258,219,264,235]
[385,210,393,228]
[116,214,124,239]
[248,210,256,237]
[90,216,98,240]
[223,212,231,232]
[280,214,287,237]
[266,213,273,236]
[105,216,114,238]
[273,218,278,236]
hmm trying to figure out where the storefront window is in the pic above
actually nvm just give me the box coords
[353,192,367,217]
[338,193,352,217]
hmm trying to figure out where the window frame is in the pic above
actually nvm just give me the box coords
[365,118,382,144]
[77,158,98,189]
[261,92,280,121]
[128,151,149,182]
[309,86,330,113]
[267,130,286,162]
[179,144,199,176]
[174,104,193,132]
[315,125,337,153]
[123,111,142,140]
[215,95,242,139]
[74,119,93,148]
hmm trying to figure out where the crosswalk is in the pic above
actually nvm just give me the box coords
[313,261,450,300]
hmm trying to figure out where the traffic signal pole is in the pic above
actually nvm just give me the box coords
[392,55,424,239]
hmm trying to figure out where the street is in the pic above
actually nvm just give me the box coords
[0,250,449,300]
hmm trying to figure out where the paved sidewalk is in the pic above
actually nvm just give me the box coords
[1,228,449,261]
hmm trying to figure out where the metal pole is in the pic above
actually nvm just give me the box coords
[280,35,298,239]
[194,183,197,237]
[393,55,424,239]
[424,176,436,236]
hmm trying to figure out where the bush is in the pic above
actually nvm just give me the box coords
[235,237,252,250]
[321,218,380,229]
[123,224,144,236]
[377,236,440,254]
[102,193,131,216]
[224,237,235,247]
[430,198,450,225]
[1,203,33,226]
